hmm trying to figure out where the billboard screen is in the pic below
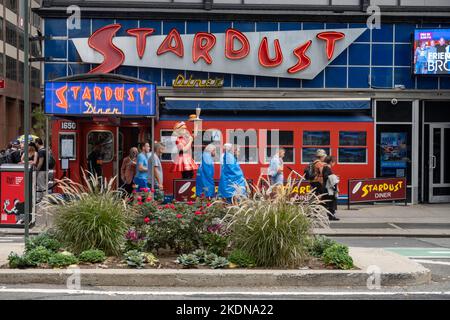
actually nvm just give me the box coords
[413,29,450,75]
[45,82,157,116]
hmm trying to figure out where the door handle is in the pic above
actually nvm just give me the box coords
[431,155,436,169]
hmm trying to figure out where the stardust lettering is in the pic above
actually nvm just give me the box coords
[361,181,404,198]
[87,24,346,75]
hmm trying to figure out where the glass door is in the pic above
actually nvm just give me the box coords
[429,124,450,203]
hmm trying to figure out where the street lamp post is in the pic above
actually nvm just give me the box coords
[23,0,30,240]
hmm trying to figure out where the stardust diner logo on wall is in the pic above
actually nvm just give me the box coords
[71,24,367,80]
[44,82,156,116]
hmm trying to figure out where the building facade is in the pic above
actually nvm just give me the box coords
[38,0,450,204]
[0,0,43,148]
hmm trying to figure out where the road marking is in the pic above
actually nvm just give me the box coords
[385,247,450,259]
[0,288,449,297]
[413,259,450,266]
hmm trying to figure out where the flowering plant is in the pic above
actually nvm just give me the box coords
[124,227,146,252]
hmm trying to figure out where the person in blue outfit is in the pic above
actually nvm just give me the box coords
[268,147,285,186]
[134,142,150,191]
[218,143,247,202]
[196,144,217,198]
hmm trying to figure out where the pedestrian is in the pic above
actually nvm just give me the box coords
[323,156,340,221]
[268,148,285,186]
[34,138,47,202]
[7,141,22,164]
[148,142,165,191]
[306,149,327,197]
[87,142,103,177]
[120,147,138,195]
[218,143,246,203]
[134,142,150,191]
[20,142,38,168]
[196,144,216,198]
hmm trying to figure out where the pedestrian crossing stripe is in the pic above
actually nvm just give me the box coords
[385,247,450,259]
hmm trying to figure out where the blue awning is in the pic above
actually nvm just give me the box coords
[164,98,371,111]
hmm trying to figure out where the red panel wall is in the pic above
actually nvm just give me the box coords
[156,119,375,197]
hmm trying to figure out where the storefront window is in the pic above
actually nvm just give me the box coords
[266,130,294,164]
[87,131,114,162]
[193,130,222,163]
[302,131,330,163]
[160,130,177,162]
[338,131,367,164]
[228,130,258,164]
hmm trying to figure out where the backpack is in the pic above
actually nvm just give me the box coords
[303,162,317,181]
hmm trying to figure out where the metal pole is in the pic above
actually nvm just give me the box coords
[23,0,30,240]
[116,126,119,189]
[45,116,49,227]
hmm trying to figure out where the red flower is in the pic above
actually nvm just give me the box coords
[207,203,212,207]
[132,190,137,194]
[164,204,171,209]
[144,217,150,224]
[158,206,162,210]
[144,188,150,193]
[195,211,202,215]
[151,188,155,193]
[139,188,145,192]
[176,214,183,219]
[146,197,152,202]
[170,204,176,209]
[187,201,194,205]
[137,196,142,202]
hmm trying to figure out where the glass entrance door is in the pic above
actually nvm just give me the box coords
[429,124,450,203]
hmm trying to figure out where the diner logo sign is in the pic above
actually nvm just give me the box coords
[44,81,157,116]
[348,177,407,204]
[71,24,366,80]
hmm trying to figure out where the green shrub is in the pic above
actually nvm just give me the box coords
[204,253,218,265]
[25,232,62,253]
[227,249,256,268]
[45,172,131,256]
[308,236,337,258]
[78,249,107,264]
[25,246,53,265]
[209,256,229,269]
[48,252,79,268]
[223,179,329,268]
[192,249,207,264]
[176,254,199,268]
[322,244,354,270]
[143,252,159,267]
[124,250,145,269]
[201,232,228,256]
[8,252,33,269]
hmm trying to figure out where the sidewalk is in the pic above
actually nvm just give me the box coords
[316,203,450,237]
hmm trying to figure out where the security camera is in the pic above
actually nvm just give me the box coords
[391,98,398,105]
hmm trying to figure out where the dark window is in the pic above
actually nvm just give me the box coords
[302,131,331,163]
[0,53,3,76]
[0,17,4,41]
[31,67,40,88]
[5,0,18,13]
[18,30,24,51]
[376,100,413,122]
[339,131,367,146]
[31,41,40,57]
[338,131,368,164]
[32,13,41,29]
[228,129,258,164]
[18,61,24,83]
[6,22,17,47]
[266,130,295,163]
[5,56,17,80]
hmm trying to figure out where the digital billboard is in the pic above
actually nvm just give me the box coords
[413,28,450,75]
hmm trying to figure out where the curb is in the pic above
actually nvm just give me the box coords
[0,248,431,288]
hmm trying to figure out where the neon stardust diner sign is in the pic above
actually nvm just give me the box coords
[71,24,367,80]
[44,82,157,116]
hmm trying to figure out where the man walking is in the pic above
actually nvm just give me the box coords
[268,148,285,186]
[35,138,47,202]
[148,142,165,191]
[134,142,150,191]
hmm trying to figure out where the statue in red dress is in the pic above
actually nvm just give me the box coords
[171,121,198,179]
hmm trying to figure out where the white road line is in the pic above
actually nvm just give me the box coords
[0,288,449,297]
[428,251,450,254]
[413,259,450,266]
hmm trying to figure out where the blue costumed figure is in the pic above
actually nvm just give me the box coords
[218,144,247,202]
[196,144,216,198]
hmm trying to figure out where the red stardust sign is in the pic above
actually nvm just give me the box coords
[71,24,366,79]
[348,178,407,203]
